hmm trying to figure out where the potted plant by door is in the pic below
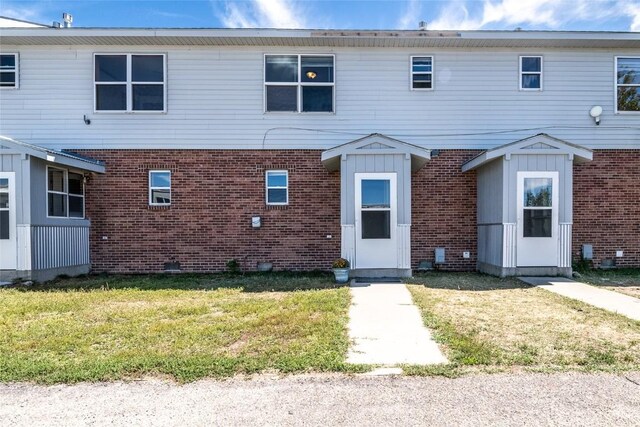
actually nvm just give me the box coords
[332,258,350,283]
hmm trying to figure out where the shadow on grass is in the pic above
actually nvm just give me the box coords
[10,271,344,293]
[405,272,532,292]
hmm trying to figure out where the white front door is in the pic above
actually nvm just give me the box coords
[0,172,17,270]
[516,171,559,267]
[355,173,397,269]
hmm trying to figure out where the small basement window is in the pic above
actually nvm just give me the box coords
[265,170,288,205]
[410,56,433,90]
[47,166,85,218]
[616,57,640,112]
[149,170,171,206]
[520,56,542,90]
[0,53,18,89]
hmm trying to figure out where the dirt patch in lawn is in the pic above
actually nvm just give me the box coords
[577,269,640,299]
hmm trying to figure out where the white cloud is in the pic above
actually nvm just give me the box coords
[429,0,640,31]
[1,2,48,25]
[396,0,423,30]
[218,0,308,29]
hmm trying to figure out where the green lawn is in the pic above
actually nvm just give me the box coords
[405,273,640,376]
[577,269,640,299]
[0,273,356,383]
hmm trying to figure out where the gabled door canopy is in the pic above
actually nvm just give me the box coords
[321,133,431,172]
[461,133,593,172]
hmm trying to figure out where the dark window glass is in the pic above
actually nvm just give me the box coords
[48,168,65,192]
[68,172,84,195]
[362,211,390,239]
[151,189,171,204]
[96,84,127,110]
[617,58,640,85]
[301,56,334,83]
[0,73,16,86]
[150,171,171,188]
[267,188,287,204]
[0,54,16,68]
[0,193,8,209]
[265,55,298,82]
[412,57,432,73]
[521,57,541,72]
[48,193,67,217]
[266,85,297,111]
[69,196,84,218]
[617,86,640,112]
[522,74,541,89]
[413,74,432,89]
[132,84,164,111]
[302,86,333,112]
[95,55,127,82]
[0,178,7,189]
[362,180,390,208]
[523,209,552,238]
[132,55,164,82]
[0,211,8,240]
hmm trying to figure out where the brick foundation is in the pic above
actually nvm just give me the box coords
[573,150,640,268]
[77,148,638,274]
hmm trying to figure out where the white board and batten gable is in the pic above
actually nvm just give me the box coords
[321,133,432,172]
[461,133,593,172]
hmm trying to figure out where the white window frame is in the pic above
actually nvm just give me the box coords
[0,52,19,90]
[614,56,640,114]
[149,170,171,206]
[519,56,543,91]
[263,54,335,114]
[265,170,289,206]
[93,53,167,114]
[410,55,434,91]
[46,166,85,219]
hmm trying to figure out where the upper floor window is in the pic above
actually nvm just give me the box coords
[47,166,85,218]
[616,57,640,112]
[0,53,18,89]
[149,170,171,206]
[520,56,542,90]
[94,54,166,112]
[411,56,433,90]
[265,170,288,205]
[264,55,334,113]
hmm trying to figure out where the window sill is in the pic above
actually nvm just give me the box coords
[148,205,171,210]
[265,204,289,210]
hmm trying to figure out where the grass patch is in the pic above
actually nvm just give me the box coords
[405,272,640,376]
[577,268,640,299]
[0,272,361,383]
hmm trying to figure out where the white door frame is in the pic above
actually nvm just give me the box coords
[0,172,17,270]
[516,171,559,267]
[354,172,397,269]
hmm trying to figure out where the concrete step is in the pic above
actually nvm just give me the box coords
[350,268,412,279]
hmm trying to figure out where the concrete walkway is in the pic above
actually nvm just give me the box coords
[347,282,447,366]
[520,277,640,321]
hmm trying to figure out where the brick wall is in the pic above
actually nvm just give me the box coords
[80,150,341,273]
[77,148,638,274]
[573,150,640,268]
[411,150,479,271]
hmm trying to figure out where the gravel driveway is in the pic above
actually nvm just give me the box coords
[2,372,639,426]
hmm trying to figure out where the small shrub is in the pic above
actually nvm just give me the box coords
[226,259,241,274]
[332,258,349,269]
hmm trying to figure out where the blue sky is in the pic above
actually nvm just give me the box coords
[2,0,640,31]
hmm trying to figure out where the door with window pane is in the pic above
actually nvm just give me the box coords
[516,171,559,267]
[0,172,17,270]
[355,173,397,269]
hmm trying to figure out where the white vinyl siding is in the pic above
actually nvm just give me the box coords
[410,56,433,90]
[264,54,335,113]
[520,56,543,90]
[0,53,18,89]
[94,53,167,113]
[149,170,171,205]
[265,170,288,205]
[615,56,640,113]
